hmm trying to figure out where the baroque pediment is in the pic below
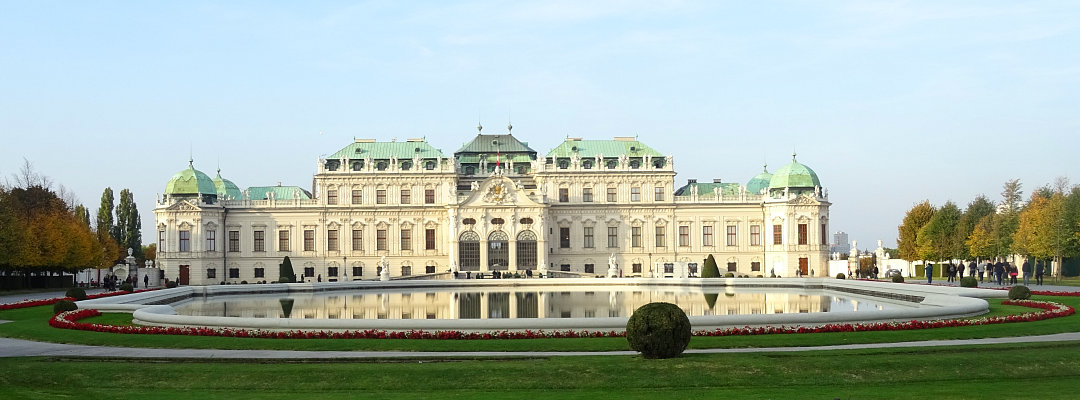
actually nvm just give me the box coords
[165,200,202,212]
[459,176,542,208]
[789,195,820,206]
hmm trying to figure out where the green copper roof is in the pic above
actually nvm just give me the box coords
[328,140,445,160]
[546,139,663,158]
[675,182,741,197]
[746,164,773,195]
[212,170,242,201]
[769,155,821,189]
[455,134,536,155]
[247,186,313,200]
[164,161,217,196]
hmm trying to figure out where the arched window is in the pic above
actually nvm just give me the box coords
[516,230,537,269]
[488,231,509,270]
[425,160,436,170]
[459,231,480,271]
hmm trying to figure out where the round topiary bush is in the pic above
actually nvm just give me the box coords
[892,274,905,283]
[1009,285,1031,300]
[724,272,735,278]
[119,282,134,292]
[625,302,692,359]
[166,281,178,288]
[65,287,87,300]
[835,273,846,279]
[960,276,978,288]
[53,299,78,314]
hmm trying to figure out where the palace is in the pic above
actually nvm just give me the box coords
[154,131,831,285]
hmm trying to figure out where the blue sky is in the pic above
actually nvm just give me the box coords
[2,1,1077,251]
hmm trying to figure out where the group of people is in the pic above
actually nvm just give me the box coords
[927,259,1046,286]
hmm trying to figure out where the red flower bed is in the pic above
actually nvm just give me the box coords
[47,300,1074,340]
[0,289,159,311]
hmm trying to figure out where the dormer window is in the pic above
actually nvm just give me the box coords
[376,161,388,171]
[582,159,593,169]
[558,159,569,169]
[401,160,412,171]
[425,160,436,170]
[463,218,476,225]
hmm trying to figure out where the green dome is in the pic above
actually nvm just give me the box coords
[768,155,821,189]
[164,161,217,196]
[212,169,242,200]
[746,164,773,195]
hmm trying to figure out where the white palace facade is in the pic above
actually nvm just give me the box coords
[154,131,831,285]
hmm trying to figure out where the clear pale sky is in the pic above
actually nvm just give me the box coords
[2,1,1077,251]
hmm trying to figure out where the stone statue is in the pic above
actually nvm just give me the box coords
[470,181,479,191]
[380,256,390,281]
[607,253,619,278]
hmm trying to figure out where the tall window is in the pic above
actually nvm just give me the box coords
[631,187,641,202]
[352,229,362,251]
[327,229,338,251]
[400,228,411,251]
[228,230,240,252]
[821,224,828,247]
[632,263,642,274]
[327,189,337,205]
[678,225,689,247]
[559,188,569,203]
[632,227,641,248]
[607,186,617,202]
[773,224,783,245]
[179,230,190,252]
[459,231,480,270]
[253,230,265,252]
[655,226,666,247]
[654,186,664,201]
[702,225,713,247]
[751,261,761,271]
[798,223,808,245]
[726,225,737,246]
[401,265,411,276]
[425,189,435,204]
[560,227,570,248]
[376,189,386,204]
[583,187,593,202]
[351,189,362,204]
[206,230,216,252]
[516,230,537,269]
[585,264,594,274]
[727,262,737,272]
[607,227,618,248]
[425,228,436,250]
[750,225,761,246]
[400,189,411,204]
[377,229,387,251]
[303,230,314,251]
[278,230,289,251]
[158,231,165,251]
[583,227,594,248]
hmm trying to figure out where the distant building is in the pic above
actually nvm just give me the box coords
[831,231,850,255]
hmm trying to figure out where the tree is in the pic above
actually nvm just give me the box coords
[700,254,720,278]
[994,179,1023,261]
[916,201,962,264]
[956,195,995,261]
[96,187,115,240]
[73,204,91,228]
[115,189,142,260]
[967,214,996,261]
[279,256,296,283]
[142,243,157,266]
[1015,183,1080,278]
[897,201,935,262]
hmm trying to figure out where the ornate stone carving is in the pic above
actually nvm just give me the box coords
[482,181,515,204]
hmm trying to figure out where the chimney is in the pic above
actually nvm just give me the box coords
[713,179,722,184]
[687,179,697,184]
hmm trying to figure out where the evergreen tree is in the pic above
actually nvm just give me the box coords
[700,254,720,278]
[96,187,115,240]
[115,188,142,259]
[994,179,1023,260]
[279,256,296,283]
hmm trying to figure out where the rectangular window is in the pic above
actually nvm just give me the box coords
[352,266,362,277]
[560,227,570,248]
[583,227,594,248]
[206,230,216,252]
[727,262,737,272]
[376,189,386,204]
[751,261,761,272]
[400,189,411,204]
[664,263,674,274]
[560,264,570,272]
[678,225,689,247]
[582,187,593,202]
[304,230,314,251]
[327,267,338,277]
[607,227,618,248]
[425,189,435,204]
[773,224,783,245]
[632,263,642,274]
[654,186,664,201]
[377,229,387,251]
[253,230,265,252]
[821,224,828,246]
[303,267,315,277]
[254,268,265,278]
[206,268,216,279]
[655,226,666,248]
[228,230,240,252]
[559,188,569,203]
[352,229,362,251]
[327,189,337,205]
[702,225,713,247]
[351,189,362,204]
[632,227,641,248]
[400,229,411,251]
[278,230,289,252]
[158,231,165,251]
[750,225,761,246]
[327,229,338,251]
[607,187,617,202]
[426,265,435,274]
[631,187,641,202]
[179,230,190,252]
[425,229,436,250]
[228,268,240,279]
[726,225,737,247]
[401,265,411,276]
[798,223,808,245]
[585,264,594,274]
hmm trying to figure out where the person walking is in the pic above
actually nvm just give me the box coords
[968,261,977,280]
[925,263,933,284]
[1022,261,1032,286]
[1008,263,1018,285]
[995,261,1005,285]
[978,261,986,282]
[958,262,965,279]
[143,274,149,288]
[946,264,955,283]
[1035,261,1045,285]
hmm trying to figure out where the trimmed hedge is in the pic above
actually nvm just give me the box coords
[626,302,691,359]
[65,287,87,301]
[119,283,134,292]
[701,255,720,278]
[835,273,846,279]
[1009,285,1032,300]
[960,276,978,288]
[53,299,77,314]
[892,274,905,283]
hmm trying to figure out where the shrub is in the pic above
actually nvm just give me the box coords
[625,302,691,359]
[166,281,178,288]
[960,276,978,288]
[65,287,87,300]
[119,283,134,292]
[53,299,78,314]
[279,256,296,283]
[892,274,905,283]
[240,280,248,284]
[835,273,846,279]
[701,254,721,278]
[1009,285,1031,300]
[724,272,735,278]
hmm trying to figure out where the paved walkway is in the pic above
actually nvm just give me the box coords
[3,332,1080,359]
